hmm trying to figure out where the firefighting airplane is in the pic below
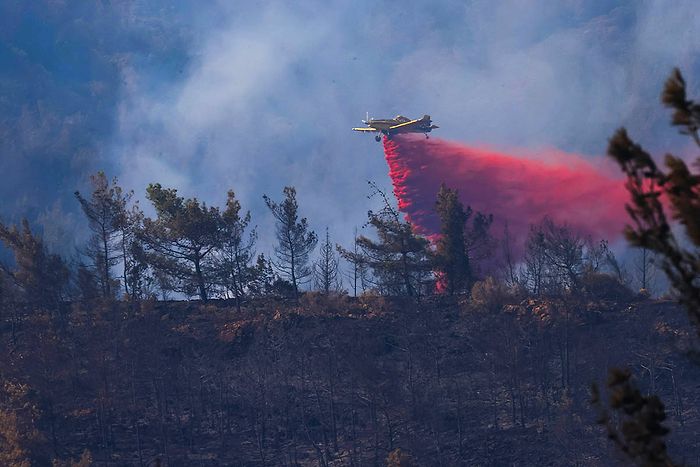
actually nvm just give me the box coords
[352,113,439,142]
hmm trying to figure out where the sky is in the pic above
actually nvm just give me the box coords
[1,0,699,258]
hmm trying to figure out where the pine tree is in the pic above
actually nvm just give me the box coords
[75,172,130,298]
[313,228,341,294]
[434,184,471,294]
[501,221,519,287]
[607,68,700,325]
[340,183,432,296]
[595,68,700,466]
[140,183,222,301]
[115,198,143,299]
[124,240,153,301]
[263,187,317,297]
[248,254,277,298]
[522,223,547,296]
[540,217,586,292]
[0,219,69,311]
[339,227,369,296]
[465,211,495,275]
[633,247,656,294]
[216,190,257,310]
[522,217,586,295]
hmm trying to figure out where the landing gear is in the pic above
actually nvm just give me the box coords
[375,135,382,142]
[425,134,430,139]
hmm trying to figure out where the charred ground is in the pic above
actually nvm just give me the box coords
[1,293,699,466]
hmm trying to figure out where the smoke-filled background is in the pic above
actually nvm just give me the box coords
[1,1,699,254]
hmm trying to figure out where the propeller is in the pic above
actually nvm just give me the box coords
[362,111,370,124]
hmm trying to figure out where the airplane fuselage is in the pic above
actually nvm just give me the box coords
[352,114,438,141]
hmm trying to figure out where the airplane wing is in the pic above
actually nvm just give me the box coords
[388,119,420,130]
[352,127,379,132]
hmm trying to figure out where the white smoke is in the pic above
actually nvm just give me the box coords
[111,1,700,258]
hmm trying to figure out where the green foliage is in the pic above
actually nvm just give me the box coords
[432,184,494,291]
[661,68,700,145]
[0,219,69,311]
[607,68,700,329]
[247,254,279,297]
[263,186,317,297]
[215,190,257,310]
[141,183,223,301]
[434,184,471,294]
[124,239,154,301]
[593,67,700,467]
[340,183,432,296]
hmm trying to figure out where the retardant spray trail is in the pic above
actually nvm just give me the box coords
[383,135,629,255]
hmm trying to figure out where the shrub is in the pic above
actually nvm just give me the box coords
[471,276,511,312]
[386,448,416,467]
[580,272,634,302]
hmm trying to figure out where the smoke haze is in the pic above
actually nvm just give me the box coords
[1,1,699,255]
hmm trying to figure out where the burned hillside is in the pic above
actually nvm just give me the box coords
[1,294,698,466]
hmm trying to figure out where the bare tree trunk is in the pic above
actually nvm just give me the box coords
[122,230,130,297]
[102,224,111,297]
[194,254,207,302]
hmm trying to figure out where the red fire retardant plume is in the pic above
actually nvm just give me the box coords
[382,135,629,256]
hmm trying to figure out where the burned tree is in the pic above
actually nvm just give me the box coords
[632,247,657,294]
[521,217,587,295]
[314,228,341,294]
[340,228,369,296]
[215,190,257,310]
[264,186,317,297]
[522,223,548,296]
[75,172,131,298]
[540,217,586,292]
